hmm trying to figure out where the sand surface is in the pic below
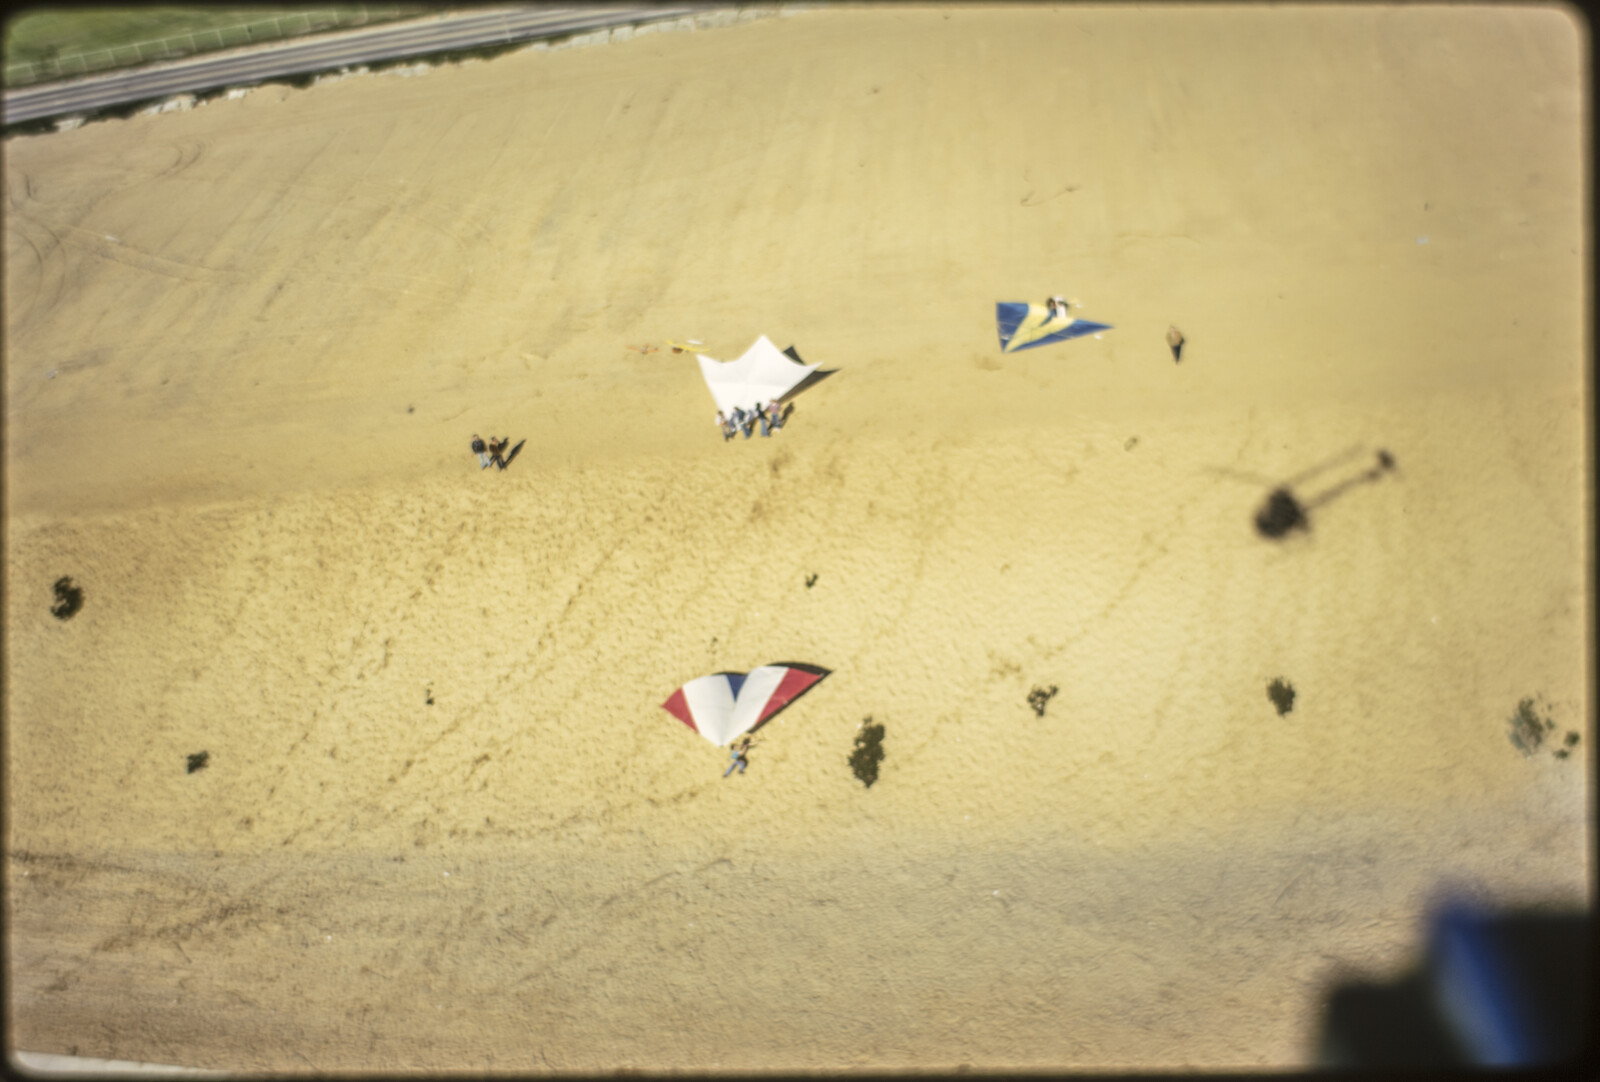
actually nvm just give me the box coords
[4,4,1591,1072]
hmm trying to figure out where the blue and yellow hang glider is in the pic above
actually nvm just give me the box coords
[996,302,1111,353]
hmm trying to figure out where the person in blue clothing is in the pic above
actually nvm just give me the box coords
[724,735,756,777]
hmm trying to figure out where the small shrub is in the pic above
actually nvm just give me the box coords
[849,718,885,788]
[1267,678,1295,716]
[51,576,83,620]
[1508,697,1554,758]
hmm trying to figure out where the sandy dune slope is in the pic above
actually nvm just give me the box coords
[4,6,1589,1072]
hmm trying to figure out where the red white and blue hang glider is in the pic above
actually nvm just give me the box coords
[996,302,1111,353]
[661,663,830,746]
[696,336,831,415]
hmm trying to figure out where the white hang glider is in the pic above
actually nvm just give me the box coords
[696,335,820,416]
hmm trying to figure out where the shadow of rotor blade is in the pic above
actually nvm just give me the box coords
[1302,461,1393,513]
[1202,464,1280,488]
[1282,443,1368,489]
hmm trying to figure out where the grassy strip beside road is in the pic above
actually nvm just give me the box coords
[2,13,596,138]
[3,5,737,135]
[3,5,455,86]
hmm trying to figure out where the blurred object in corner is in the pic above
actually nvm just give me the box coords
[1317,904,1592,1068]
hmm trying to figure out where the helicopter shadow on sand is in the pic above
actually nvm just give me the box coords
[1206,444,1397,540]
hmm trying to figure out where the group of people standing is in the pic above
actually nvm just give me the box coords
[470,434,512,470]
[467,397,788,470]
[717,399,786,441]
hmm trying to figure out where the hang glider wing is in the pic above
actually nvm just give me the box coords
[661,663,830,746]
[696,335,820,415]
[781,345,838,399]
[996,302,1111,353]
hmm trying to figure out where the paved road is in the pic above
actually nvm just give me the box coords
[3,4,711,126]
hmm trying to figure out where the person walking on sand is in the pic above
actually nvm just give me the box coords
[717,410,737,441]
[471,434,491,470]
[1166,325,1185,363]
[724,735,756,777]
[487,437,508,470]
